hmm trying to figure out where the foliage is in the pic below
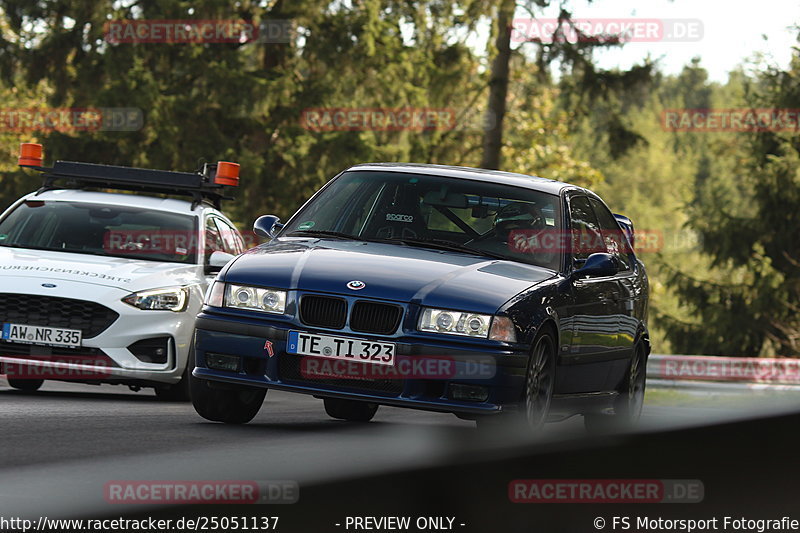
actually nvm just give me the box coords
[0,1,797,357]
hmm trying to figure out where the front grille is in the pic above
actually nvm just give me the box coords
[300,295,347,329]
[350,301,403,335]
[0,294,119,339]
[278,354,403,396]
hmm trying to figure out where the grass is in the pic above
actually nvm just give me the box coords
[645,387,800,409]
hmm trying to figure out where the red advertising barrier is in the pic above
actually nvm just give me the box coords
[648,354,800,385]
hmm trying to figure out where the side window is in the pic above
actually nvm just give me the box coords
[568,195,605,263]
[204,217,225,262]
[215,218,245,254]
[589,197,631,271]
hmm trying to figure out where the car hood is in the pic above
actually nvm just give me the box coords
[0,247,201,292]
[224,239,556,314]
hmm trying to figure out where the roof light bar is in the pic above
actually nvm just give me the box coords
[18,142,240,209]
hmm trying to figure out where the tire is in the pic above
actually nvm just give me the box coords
[476,330,556,432]
[584,339,647,433]
[190,374,267,424]
[154,362,191,402]
[323,398,379,422]
[155,344,196,402]
[7,379,44,392]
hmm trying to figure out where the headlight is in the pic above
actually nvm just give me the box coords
[418,308,492,338]
[122,287,190,312]
[224,283,286,315]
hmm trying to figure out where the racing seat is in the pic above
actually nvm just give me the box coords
[363,187,427,240]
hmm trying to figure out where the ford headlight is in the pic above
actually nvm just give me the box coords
[122,287,190,312]
[224,283,286,315]
[418,308,492,338]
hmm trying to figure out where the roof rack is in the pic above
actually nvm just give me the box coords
[17,143,240,210]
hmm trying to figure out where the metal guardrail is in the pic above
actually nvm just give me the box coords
[647,354,800,393]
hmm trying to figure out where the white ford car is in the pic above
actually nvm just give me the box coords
[0,144,245,400]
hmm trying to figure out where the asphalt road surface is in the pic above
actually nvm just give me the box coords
[0,378,795,521]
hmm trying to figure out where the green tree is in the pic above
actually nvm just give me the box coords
[662,51,800,356]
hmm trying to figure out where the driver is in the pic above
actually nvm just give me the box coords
[483,201,562,269]
[493,201,545,244]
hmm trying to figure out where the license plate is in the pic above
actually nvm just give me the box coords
[286,331,395,366]
[1,323,82,348]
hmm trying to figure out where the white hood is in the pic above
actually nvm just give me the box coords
[0,247,202,292]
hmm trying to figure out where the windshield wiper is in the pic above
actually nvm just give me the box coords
[389,238,507,260]
[284,230,361,240]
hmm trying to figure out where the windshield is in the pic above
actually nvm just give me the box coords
[281,171,562,270]
[0,200,198,264]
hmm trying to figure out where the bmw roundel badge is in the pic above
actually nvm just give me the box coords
[347,280,366,290]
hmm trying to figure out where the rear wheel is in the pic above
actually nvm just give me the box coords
[191,374,266,424]
[323,398,378,422]
[476,330,556,432]
[7,379,44,392]
[584,339,647,432]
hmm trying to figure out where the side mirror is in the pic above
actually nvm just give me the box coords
[253,215,283,239]
[205,250,235,274]
[572,253,619,279]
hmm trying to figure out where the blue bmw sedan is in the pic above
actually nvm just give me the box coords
[190,164,649,431]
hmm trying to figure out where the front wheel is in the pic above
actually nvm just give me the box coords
[520,330,556,430]
[191,374,266,424]
[476,330,556,432]
[7,378,44,392]
[154,361,191,402]
[323,398,378,422]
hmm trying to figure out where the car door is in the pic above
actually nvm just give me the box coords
[560,193,619,392]
[589,196,640,387]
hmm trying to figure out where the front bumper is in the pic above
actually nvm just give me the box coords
[0,279,204,385]
[193,312,531,415]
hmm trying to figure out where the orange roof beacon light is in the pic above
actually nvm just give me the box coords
[214,161,240,187]
[18,143,43,167]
